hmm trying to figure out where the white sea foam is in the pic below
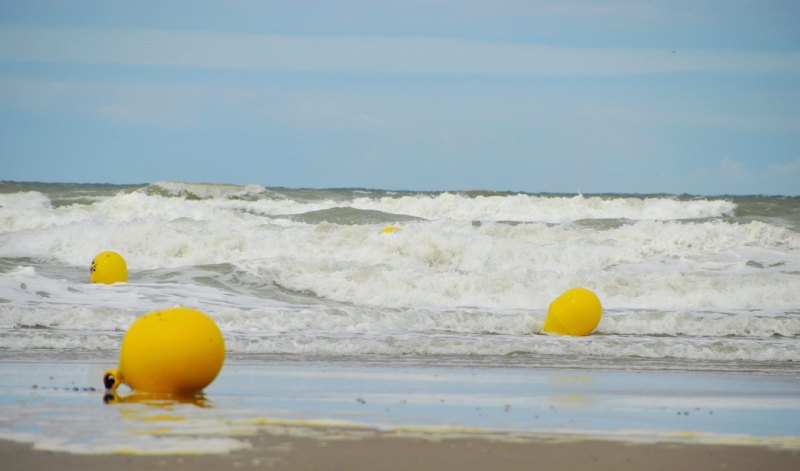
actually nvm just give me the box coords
[1,184,798,365]
[0,191,52,211]
[2,193,798,311]
[348,192,737,223]
[3,295,799,361]
[128,182,740,223]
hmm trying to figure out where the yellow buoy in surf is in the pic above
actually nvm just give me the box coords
[90,251,128,284]
[543,288,602,336]
[381,226,401,234]
[103,307,225,394]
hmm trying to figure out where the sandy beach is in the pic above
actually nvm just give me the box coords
[1,359,799,470]
[3,428,799,471]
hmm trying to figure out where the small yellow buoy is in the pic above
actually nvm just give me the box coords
[90,251,128,284]
[543,288,602,336]
[103,307,225,394]
[381,226,401,234]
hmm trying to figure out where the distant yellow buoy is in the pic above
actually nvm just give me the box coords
[103,307,225,394]
[543,288,603,336]
[90,251,128,284]
[381,226,401,233]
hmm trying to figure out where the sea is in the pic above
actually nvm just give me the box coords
[1,180,799,374]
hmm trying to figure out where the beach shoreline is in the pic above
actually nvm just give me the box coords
[3,427,799,471]
[1,358,799,470]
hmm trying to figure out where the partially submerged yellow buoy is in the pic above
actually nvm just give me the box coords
[90,251,128,284]
[381,226,401,234]
[103,307,225,394]
[543,288,602,336]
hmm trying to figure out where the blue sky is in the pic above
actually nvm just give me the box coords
[1,1,798,195]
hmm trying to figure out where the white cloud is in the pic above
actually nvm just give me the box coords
[764,158,800,180]
[754,158,800,195]
[686,158,800,195]
[717,158,749,179]
[532,0,666,22]
[0,76,390,133]
[278,97,389,131]
[0,77,211,128]
[2,25,798,77]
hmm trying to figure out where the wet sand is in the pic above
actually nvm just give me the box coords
[1,359,799,469]
[3,429,799,471]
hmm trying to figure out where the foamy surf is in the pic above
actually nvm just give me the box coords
[1,181,799,369]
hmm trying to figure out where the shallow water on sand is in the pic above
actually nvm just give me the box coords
[1,360,799,454]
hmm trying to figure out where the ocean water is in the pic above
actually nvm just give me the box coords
[1,181,799,373]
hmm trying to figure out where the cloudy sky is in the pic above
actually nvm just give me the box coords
[1,1,798,194]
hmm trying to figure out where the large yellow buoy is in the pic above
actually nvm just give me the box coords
[543,288,602,336]
[90,251,128,284]
[103,307,225,394]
